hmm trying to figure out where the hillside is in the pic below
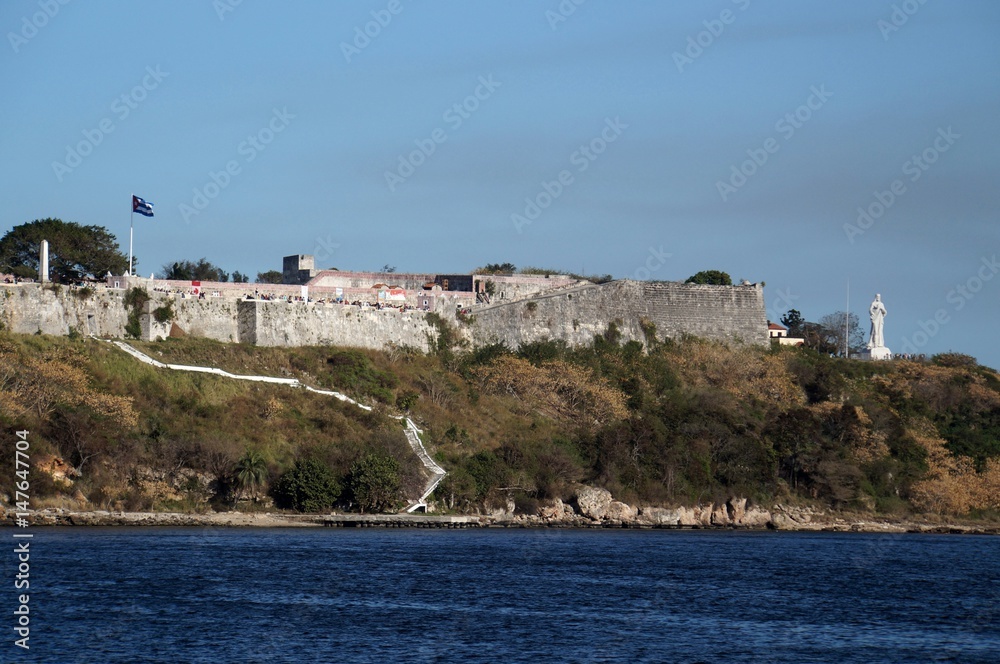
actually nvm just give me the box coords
[1,328,999,518]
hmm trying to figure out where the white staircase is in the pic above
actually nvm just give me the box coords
[103,339,445,508]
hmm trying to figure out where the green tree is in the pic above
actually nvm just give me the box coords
[478,262,516,274]
[232,271,249,283]
[271,458,341,512]
[685,270,732,286]
[233,449,268,502]
[256,270,284,284]
[161,258,229,282]
[0,218,129,281]
[347,453,402,513]
[781,309,805,336]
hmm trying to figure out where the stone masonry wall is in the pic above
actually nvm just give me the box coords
[239,300,437,351]
[468,280,768,348]
[1,280,767,351]
[474,274,585,304]
[0,284,127,337]
[142,295,438,351]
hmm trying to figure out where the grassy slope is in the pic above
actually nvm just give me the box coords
[1,331,999,516]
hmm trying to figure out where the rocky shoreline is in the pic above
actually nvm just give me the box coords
[486,488,1000,535]
[4,490,998,535]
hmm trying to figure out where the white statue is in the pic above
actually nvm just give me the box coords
[868,294,886,349]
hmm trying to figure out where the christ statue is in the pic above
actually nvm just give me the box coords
[868,294,886,349]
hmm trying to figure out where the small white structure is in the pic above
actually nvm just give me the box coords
[768,322,804,347]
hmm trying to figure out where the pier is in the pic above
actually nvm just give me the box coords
[321,514,481,528]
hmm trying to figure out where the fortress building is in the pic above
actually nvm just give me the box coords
[0,254,768,352]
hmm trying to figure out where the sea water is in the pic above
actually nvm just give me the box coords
[17,528,1000,663]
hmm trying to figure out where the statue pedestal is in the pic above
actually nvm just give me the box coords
[859,346,892,361]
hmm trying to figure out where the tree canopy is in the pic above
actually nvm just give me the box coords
[271,458,341,512]
[347,453,402,513]
[686,270,733,286]
[233,449,268,502]
[161,258,230,282]
[818,311,865,356]
[477,262,517,274]
[779,309,864,355]
[256,270,284,284]
[0,218,129,281]
[780,309,805,336]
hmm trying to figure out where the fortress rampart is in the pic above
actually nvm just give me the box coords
[0,279,768,351]
[469,280,767,348]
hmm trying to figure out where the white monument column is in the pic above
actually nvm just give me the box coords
[39,240,49,283]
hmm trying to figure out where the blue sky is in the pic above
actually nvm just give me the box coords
[2,0,998,367]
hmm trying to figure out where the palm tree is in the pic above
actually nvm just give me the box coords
[233,449,268,504]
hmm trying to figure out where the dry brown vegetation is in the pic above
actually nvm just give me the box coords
[1,331,998,518]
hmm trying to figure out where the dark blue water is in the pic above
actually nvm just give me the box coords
[10,528,1000,663]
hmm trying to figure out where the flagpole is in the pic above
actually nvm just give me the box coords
[845,279,850,359]
[128,194,134,277]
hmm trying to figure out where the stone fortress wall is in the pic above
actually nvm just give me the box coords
[1,275,768,352]
[469,280,767,348]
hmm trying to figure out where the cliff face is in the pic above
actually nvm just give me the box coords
[0,280,768,350]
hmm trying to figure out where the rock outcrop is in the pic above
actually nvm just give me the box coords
[559,487,779,529]
[639,507,681,526]
[605,501,638,523]
[573,486,613,520]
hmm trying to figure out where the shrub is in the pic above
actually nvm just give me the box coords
[324,350,397,402]
[271,459,341,512]
[346,453,402,513]
[152,300,175,324]
[395,390,419,412]
[425,312,462,355]
[932,353,978,369]
[124,287,149,339]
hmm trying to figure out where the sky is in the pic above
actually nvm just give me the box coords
[1,0,998,368]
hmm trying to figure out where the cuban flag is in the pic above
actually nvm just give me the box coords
[132,195,154,217]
